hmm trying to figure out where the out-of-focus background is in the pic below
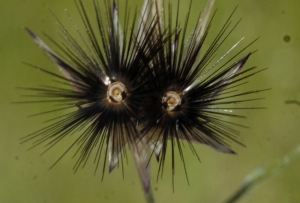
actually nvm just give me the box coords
[0,0,299,202]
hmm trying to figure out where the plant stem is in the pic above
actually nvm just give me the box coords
[130,135,156,203]
[224,145,300,203]
[145,186,156,203]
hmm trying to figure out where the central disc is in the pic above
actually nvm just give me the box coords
[162,91,181,111]
[107,82,126,103]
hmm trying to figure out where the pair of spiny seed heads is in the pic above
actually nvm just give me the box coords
[20,0,268,192]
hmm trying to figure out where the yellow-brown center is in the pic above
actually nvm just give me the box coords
[162,91,181,111]
[107,82,126,103]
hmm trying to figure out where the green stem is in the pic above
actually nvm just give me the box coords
[130,136,156,203]
[145,186,156,203]
[224,145,300,203]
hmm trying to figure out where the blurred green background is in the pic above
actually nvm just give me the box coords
[0,0,299,202]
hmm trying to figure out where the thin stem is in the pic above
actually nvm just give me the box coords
[130,136,156,203]
[285,100,300,107]
[145,186,156,203]
[224,145,300,203]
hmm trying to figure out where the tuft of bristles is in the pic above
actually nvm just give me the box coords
[21,0,167,178]
[19,0,269,192]
[139,2,269,186]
